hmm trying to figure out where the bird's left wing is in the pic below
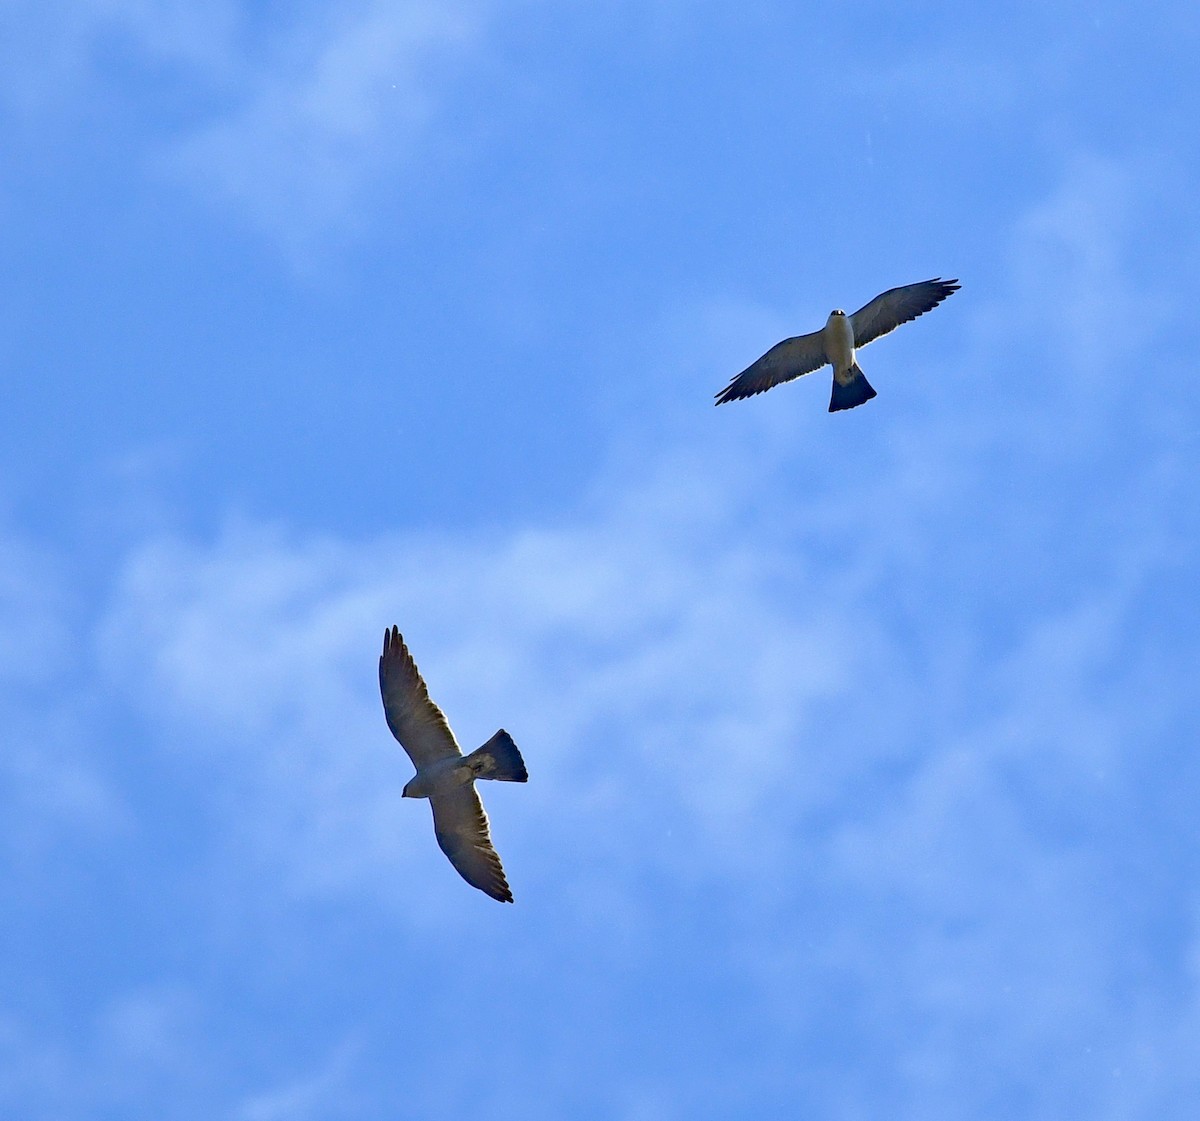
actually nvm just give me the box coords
[714,330,828,404]
[849,278,960,350]
[379,626,462,769]
[430,784,514,902]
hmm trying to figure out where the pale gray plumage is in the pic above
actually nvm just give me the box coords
[379,626,527,902]
[714,277,960,410]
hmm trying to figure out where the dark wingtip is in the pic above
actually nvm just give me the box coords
[715,384,761,405]
[381,626,407,676]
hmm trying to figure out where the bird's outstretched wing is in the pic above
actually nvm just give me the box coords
[379,626,461,768]
[430,784,514,902]
[714,329,828,404]
[849,278,960,350]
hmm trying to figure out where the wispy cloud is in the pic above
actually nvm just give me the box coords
[0,986,207,1118]
[165,0,489,258]
[1007,153,1171,386]
[3,146,1197,1117]
[71,153,1200,1120]
[92,343,1196,1115]
[0,0,491,257]
[0,531,125,849]
[236,1040,362,1121]
[97,438,866,912]
[0,0,238,117]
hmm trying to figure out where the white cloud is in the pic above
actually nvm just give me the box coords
[4,149,1197,1116]
[235,1040,362,1121]
[97,439,868,916]
[89,0,239,71]
[91,152,1194,931]
[65,151,1200,1121]
[165,0,488,257]
[0,0,490,255]
[0,536,67,686]
[0,986,206,1119]
[0,0,239,117]
[1,1000,361,1121]
[0,532,126,848]
[1007,153,1170,385]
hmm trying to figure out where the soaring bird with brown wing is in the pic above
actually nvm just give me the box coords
[379,626,527,902]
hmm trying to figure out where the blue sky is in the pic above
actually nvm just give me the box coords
[2,1,1199,1117]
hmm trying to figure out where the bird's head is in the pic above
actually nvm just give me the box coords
[831,309,846,316]
[402,777,417,798]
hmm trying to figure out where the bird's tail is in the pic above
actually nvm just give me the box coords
[829,363,877,412]
[464,730,528,782]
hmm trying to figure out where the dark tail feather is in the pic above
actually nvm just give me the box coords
[829,364,877,412]
[464,730,528,782]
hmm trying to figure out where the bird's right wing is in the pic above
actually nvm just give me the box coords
[379,626,462,769]
[848,278,960,350]
[714,330,829,404]
[430,784,514,902]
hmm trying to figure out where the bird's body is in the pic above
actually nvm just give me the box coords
[823,309,855,374]
[379,626,527,902]
[401,755,472,800]
[715,278,960,411]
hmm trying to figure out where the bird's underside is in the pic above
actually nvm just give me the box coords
[714,277,960,409]
[379,626,526,902]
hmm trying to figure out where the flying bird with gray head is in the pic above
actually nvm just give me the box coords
[715,277,960,412]
[379,626,527,902]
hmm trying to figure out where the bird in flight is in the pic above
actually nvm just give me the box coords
[379,626,527,902]
[714,277,960,412]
